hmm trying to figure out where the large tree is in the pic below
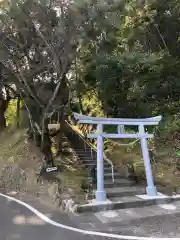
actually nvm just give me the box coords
[0,0,122,162]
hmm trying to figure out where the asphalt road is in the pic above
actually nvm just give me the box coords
[3,192,180,239]
[0,195,106,240]
[5,192,180,239]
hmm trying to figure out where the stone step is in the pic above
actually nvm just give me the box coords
[78,152,95,156]
[90,176,134,187]
[83,162,110,168]
[106,186,145,198]
[72,146,92,149]
[73,145,92,149]
[78,155,95,159]
[77,194,180,213]
[82,159,111,165]
[83,165,116,174]
[76,155,93,159]
[83,167,123,179]
[82,162,97,167]
[105,172,120,178]
[91,199,180,226]
[103,167,116,173]
[88,186,145,199]
[103,169,120,175]
[80,158,94,162]
[82,162,114,170]
[104,179,135,188]
[75,150,93,154]
[99,167,123,173]
[104,172,125,180]
[88,173,123,183]
[84,163,124,175]
[87,172,123,181]
[80,158,113,165]
[80,158,96,162]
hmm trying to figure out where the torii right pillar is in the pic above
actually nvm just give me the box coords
[139,124,157,196]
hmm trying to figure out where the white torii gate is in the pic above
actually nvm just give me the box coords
[73,112,162,201]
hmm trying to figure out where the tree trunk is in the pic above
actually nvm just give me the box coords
[27,122,34,140]
[0,107,6,131]
[78,95,85,114]
[0,100,7,132]
[40,119,54,166]
[41,129,54,166]
[56,108,67,155]
[16,96,20,128]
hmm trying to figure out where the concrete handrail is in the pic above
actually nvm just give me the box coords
[65,120,115,183]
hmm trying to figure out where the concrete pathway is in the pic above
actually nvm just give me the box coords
[70,202,180,238]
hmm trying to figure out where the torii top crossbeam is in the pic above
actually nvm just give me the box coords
[73,112,162,126]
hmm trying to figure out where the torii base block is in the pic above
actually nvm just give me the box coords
[146,186,157,196]
[96,191,107,201]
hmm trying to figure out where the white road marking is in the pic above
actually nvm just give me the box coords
[0,192,180,240]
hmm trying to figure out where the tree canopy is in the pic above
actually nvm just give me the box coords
[74,0,180,121]
[0,0,180,148]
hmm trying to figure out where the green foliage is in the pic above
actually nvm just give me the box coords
[81,90,104,117]
[155,114,180,145]
[82,51,180,119]
[176,151,180,157]
[74,0,180,120]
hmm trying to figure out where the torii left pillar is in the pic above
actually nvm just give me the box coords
[96,124,107,201]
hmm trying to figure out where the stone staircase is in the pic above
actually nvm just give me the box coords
[65,122,180,213]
